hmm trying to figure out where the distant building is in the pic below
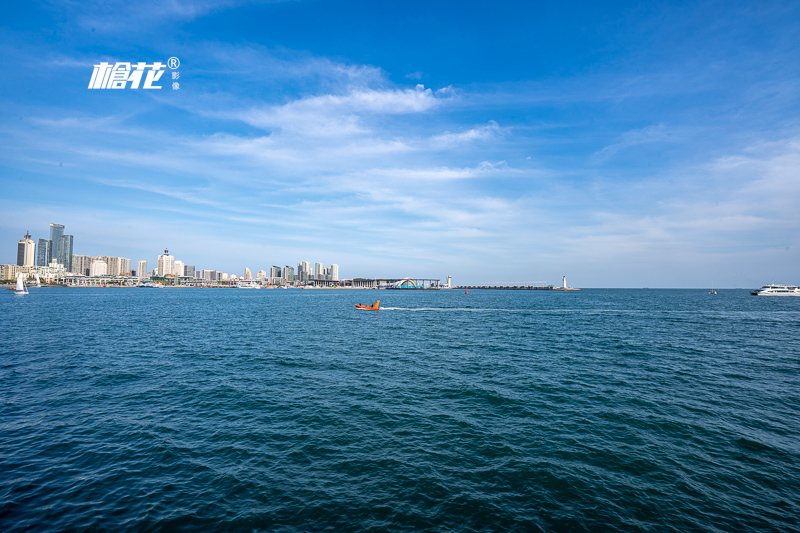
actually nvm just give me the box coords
[256,269,267,279]
[244,267,252,280]
[36,238,52,266]
[89,259,108,277]
[49,223,64,261]
[315,262,323,280]
[72,255,93,276]
[137,260,148,279]
[184,265,195,278]
[57,235,74,273]
[174,260,185,277]
[270,265,281,278]
[16,232,35,267]
[156,248,174,276]
[119,257,131,275]
[330,264,339,281]
[298,261,312,282]
[283,265,295,282]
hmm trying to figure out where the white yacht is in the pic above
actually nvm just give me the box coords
[15,273,28,295]
[236,280,261,289]
[750,284,800,296]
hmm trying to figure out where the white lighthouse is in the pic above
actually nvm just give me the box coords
[563,276,567,288]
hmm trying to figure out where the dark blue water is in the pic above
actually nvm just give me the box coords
[2,288,799,531]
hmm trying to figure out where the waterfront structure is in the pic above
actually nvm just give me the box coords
[330,264,339,281]
[245,267,252,280]
[57,235,74,273]
[174,260,185,277]
[315,262,324,280]
[36,238,52,266]
[156,248,174,276]
[137,260,147,279]
[16,232,35,267]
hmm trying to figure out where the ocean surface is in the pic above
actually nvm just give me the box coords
[1,288,799,532]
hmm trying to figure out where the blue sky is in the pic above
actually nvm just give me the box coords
[1,0,799,287]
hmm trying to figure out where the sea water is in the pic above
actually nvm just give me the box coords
[1,288,798,531]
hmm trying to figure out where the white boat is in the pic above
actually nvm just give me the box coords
[236,280,261,289]
[750,284,800,296]
[15,273,28,295]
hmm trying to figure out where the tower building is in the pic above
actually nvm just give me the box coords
[16,232,35,267]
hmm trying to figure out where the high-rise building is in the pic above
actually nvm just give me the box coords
[16,232,35,267]
[244,267,252,280]
[72,254,93,276]
[174,260,185,277]
[315,262,324,280]
[119,257,131,275]
[184,265,195,278]
[137,260,148,279]
[256,269,267,279]
[89,259,108,277]
[270,266,281,278]
[156,248,174,276]
[283,265,295,282]
[57,235,73,272]
[297,261,311,282]
[36,238,52,266]
[330,264,339,281]
[49,223,64,260]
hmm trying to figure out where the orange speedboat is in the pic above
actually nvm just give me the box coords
[355,300,380,310]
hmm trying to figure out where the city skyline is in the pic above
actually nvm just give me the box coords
[1,2,799,287]
[6,223,341,282]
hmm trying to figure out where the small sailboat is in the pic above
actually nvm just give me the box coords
[15,273,28,295]
[709,282,717,295]
[355,300,380,310]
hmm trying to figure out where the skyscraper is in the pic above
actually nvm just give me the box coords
[156,248,174,276]
[36,238,52,266]
[330,264,339,281]
[49,223,64,261]
[315,262,323,280]
[57,235,74,273]
[16,232,35,266]
[137,260,147,279]
[244,267,252,280]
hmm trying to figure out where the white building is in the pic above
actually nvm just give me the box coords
[137,260,147,279]
[256,269,267,279]
[315,262,324,280]
[156,248,174,276]
[174,260,185,277]
[16,233,35,267]
[90,260,108,277]
[330,264,339,281]
[244,267,252,280]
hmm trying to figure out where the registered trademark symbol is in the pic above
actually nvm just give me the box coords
[168,57,180,69]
